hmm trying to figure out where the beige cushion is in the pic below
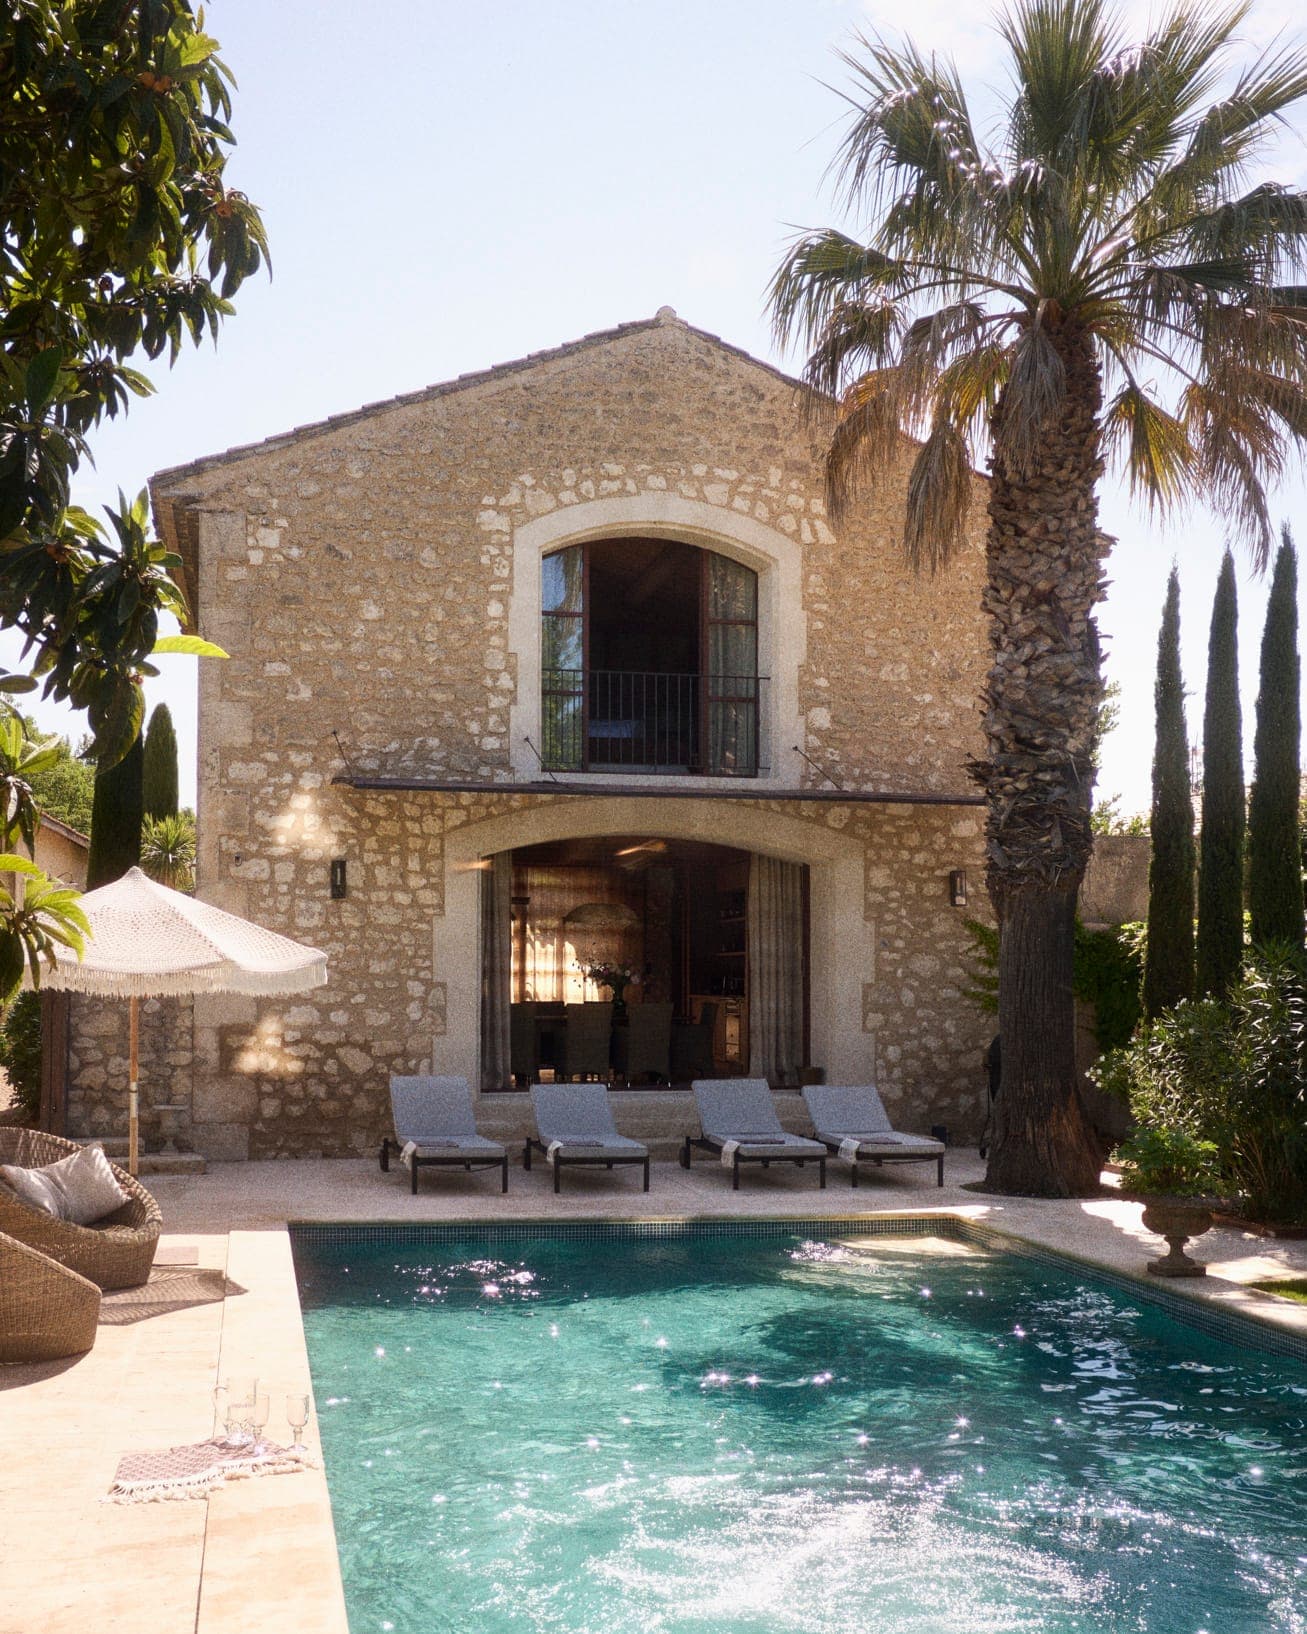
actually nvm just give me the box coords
[0,1144,129,1225]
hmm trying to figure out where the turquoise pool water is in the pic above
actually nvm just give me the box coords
[293,1226,1307,1634]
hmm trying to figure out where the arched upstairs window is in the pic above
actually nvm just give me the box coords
[541,538,763,776]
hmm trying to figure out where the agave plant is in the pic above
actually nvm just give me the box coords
[139,812,196,893]
[771,0,1307,1195]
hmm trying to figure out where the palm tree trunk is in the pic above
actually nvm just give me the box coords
[976,319,1107,1197]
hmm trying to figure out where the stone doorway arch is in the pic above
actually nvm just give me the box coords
[432,795,874,1095]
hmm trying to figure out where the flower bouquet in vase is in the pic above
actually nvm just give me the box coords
[577,958,641,1020]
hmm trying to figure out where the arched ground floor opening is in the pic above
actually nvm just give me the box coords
[484,833,808,1090]
[434,795,877,1103]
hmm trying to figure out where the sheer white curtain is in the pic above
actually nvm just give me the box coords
[747,855,804,1086]
[480,852,513,1090]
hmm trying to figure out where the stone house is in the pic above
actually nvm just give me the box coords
[67,309,999,1159]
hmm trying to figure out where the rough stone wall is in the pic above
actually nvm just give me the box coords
[129,313,998,1159]
[857,803,991,1134]
[1080,833,1150,926]
[67,995,194,1146]
[156,313,989,793]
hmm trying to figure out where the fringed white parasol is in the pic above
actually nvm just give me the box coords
[35,868,327,1173]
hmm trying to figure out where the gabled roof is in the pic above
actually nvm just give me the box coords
[149,309,819,629]
[150,308,814,489]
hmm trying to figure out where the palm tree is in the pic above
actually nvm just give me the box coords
[139,812,197,894]
[770,0,1307,1195]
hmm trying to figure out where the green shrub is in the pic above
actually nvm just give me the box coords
[1113,1126,1223,1197]
[0,990,43,1123]
[1096,949,1307,1223]
[964,916,1143,1053]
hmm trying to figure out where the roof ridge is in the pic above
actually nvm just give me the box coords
[150,311,818,487]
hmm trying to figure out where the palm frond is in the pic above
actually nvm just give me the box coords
[996,316,1066,474]
[768,229,908,355]
[935,345,1010,446]
[833,37,1014,274]
[1186,186,1307,276]
[803,298,906,399]
[1102,381,1199,507]
[824,375,905,518]
[1183,379,1282,563]
[904,413,973,572]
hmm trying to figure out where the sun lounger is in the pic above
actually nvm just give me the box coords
[682,1079,826,1190]
[524,1084,650,1194]
[802,1084,945,1187]
[380,1076,508,1194]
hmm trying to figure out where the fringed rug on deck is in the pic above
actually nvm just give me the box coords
[105,1437,316,1503]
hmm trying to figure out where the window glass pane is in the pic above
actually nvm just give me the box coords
[709,700,758,775]
[707,553,757,621]
[709,621,757,680]
[543,614,583,673]
[542,546,584,614]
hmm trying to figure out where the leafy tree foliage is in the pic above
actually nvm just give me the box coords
[18,720,95,836]
[0,2,266,762]
[769,0,1307,1195]
[142,700,178,818]
[0,989,42,1121]
[1248,530,1304,950]
[1097,949,1307,1224]
[1196,551,1244,995]
[1144,570,1194,1018]
[86,732,143,888]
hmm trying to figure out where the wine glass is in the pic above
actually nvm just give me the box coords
[211,1382,228,1441]
[286,1393,311,1454]
[223,1378,260,1447]
[249,1390,271,1456]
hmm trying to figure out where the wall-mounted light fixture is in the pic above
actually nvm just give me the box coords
[948,869,968,908]
[330,859,348,900]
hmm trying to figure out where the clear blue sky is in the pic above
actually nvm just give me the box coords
[6,0,1305,814]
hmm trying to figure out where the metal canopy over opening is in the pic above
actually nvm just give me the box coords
[329,774,983,806]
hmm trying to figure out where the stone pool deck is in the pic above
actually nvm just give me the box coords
[2,1151,1306,1634]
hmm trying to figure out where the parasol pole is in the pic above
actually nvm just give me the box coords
[128,993,139,1177]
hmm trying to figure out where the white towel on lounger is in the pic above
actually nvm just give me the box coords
[839,1137,861,1162]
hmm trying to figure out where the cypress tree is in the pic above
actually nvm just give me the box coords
[1196,551,1245,995]
[86,735,144,889]
[1143,568,1195,1017]
[141,702,179,820]
[1248,528,1304,949]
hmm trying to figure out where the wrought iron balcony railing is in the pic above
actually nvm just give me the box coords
[541,669,767,777]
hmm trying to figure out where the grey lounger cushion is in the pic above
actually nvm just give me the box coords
[390,1075,507,1158]
[802,1085,944,1155]
[692,1079,827,1158]
[530,1084,648,1155]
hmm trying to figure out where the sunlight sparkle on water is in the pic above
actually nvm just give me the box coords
[299,1230,1307,1634]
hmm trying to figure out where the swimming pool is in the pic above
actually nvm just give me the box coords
[293,1222,1307,1634]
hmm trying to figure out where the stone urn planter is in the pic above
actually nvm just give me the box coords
[1139,1198,1215,1277]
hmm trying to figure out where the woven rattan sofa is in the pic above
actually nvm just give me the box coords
[0,1129,161,1290]
[0,1230,101,1363]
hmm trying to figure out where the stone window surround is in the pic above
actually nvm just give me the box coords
[507,495,807,788]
